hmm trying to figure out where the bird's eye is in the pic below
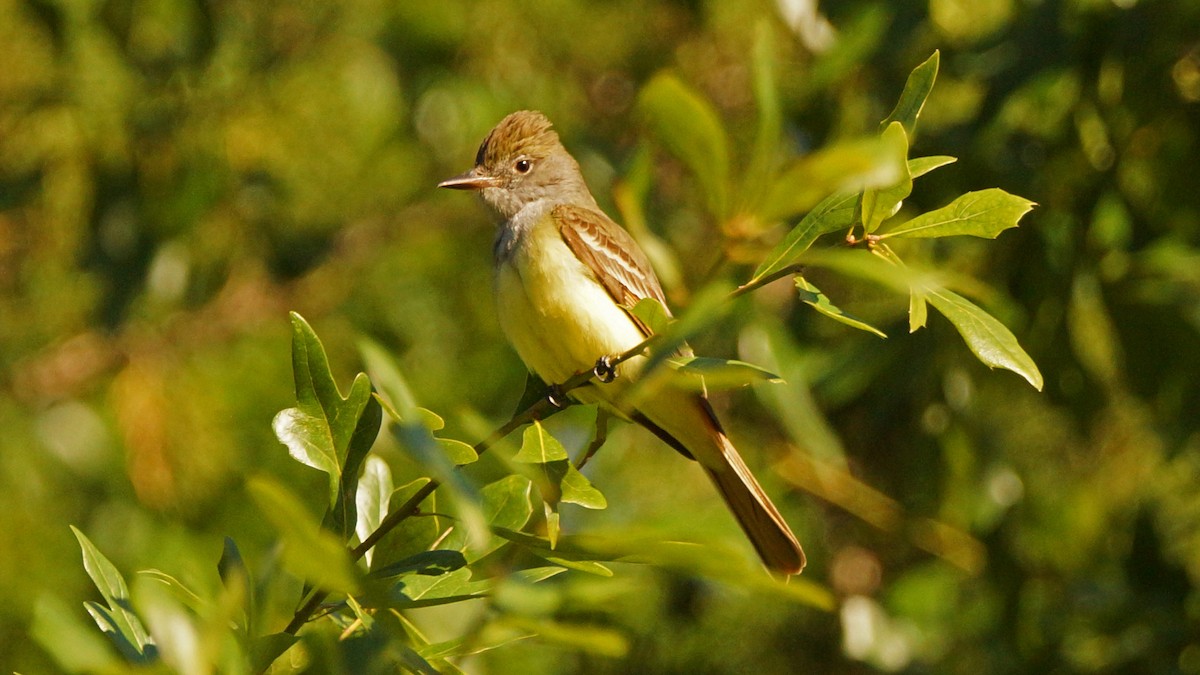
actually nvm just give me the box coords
[514,159,532,174]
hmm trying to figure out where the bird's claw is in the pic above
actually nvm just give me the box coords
[546,384,569,409]
[593,355,618,383]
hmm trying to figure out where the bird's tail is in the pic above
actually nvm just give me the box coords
[703,432,806,575]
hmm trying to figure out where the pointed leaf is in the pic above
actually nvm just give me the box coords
[71,526,154,658]
[881,50,939,137]
[356,456,393,565]
[860,122,912,234]
[275,313,380,513]
[926,288,1044,390]
[513,421,569,464]
[559,463,607,509]
[544,502,561,549]
[749,192,857,285]
[639,73,731,217]
[380,567,491,609]
[879,189,1035,240]
[794,277,888,337]
[438,438,479,465]
[625,297,673,335]
[761,134,907,222]
[666,356,787,391]
[909,155,957,179]
[482,475,535,531]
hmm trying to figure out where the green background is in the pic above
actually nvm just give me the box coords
[3,0,1200,671]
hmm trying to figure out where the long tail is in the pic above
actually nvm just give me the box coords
[631,396,806,575]
[704,432,806,575]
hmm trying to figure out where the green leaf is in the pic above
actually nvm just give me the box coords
[638,73,731,217]
[559,463,607,509]
[482,475,536,532]
[878,188,1035,240]
[438,438,479,465]
[909,286,929,332]
[749,192,857,286]
[860,122,912,234]
[355,456,392,566]
[925,288,1044,390]
[665,356,786,391]
[880,50,939,137]
[379,567,491,609]
[513,421,570,464]
[273,313,381,520]
[761,134,907,222]
[544,502,561,549]
[491,528,614,577]
[625,297,673,334]
[70,526,155,661]
[246,476,362,594]
[794,277,888,338]
[909,155,957,179]
[512,423,606,514]
[138,570,205,614]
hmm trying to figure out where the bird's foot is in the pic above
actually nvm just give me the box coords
[593,354,618,383]
[546,384,569,409]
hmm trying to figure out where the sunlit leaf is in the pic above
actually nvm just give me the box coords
[625,297,673,335]
[138,570,205,614]
[749,192,857,285]
[513,421,569,464]
[544,502,561,549]
[794,276,888,338]
[355,456,392,566]
[274,313,380,519]
[638,73,731,217]
[246,477,362,594]
[909,155,957,179]
[860,122,911,234]
[482,475,535,532]
[70,526,155,661]
[380,567,491,609]
[438,438,479,465]
[880,50,939,137]
[666,356,786,391]
[761,133,906,222]
[926,288,1044,390]
[879,189,1035,240]
[558,463,607,509]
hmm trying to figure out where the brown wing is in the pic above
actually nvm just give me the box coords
[554,203,670,336]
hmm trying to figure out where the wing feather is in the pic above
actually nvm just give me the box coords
[554,204,669,336]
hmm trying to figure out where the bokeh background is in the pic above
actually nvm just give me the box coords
[3,0,1200,672]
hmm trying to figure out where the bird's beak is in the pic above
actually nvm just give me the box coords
[438,168,500,191]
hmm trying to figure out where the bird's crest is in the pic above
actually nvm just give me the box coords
[475,110,560,166]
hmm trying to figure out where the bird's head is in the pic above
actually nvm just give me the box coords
[438,110,592,219]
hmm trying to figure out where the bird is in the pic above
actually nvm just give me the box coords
[439,110,805,575]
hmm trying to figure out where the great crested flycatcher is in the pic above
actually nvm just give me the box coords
[439,110,805,575]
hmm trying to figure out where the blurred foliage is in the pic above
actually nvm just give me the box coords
[3,0,1200,672]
